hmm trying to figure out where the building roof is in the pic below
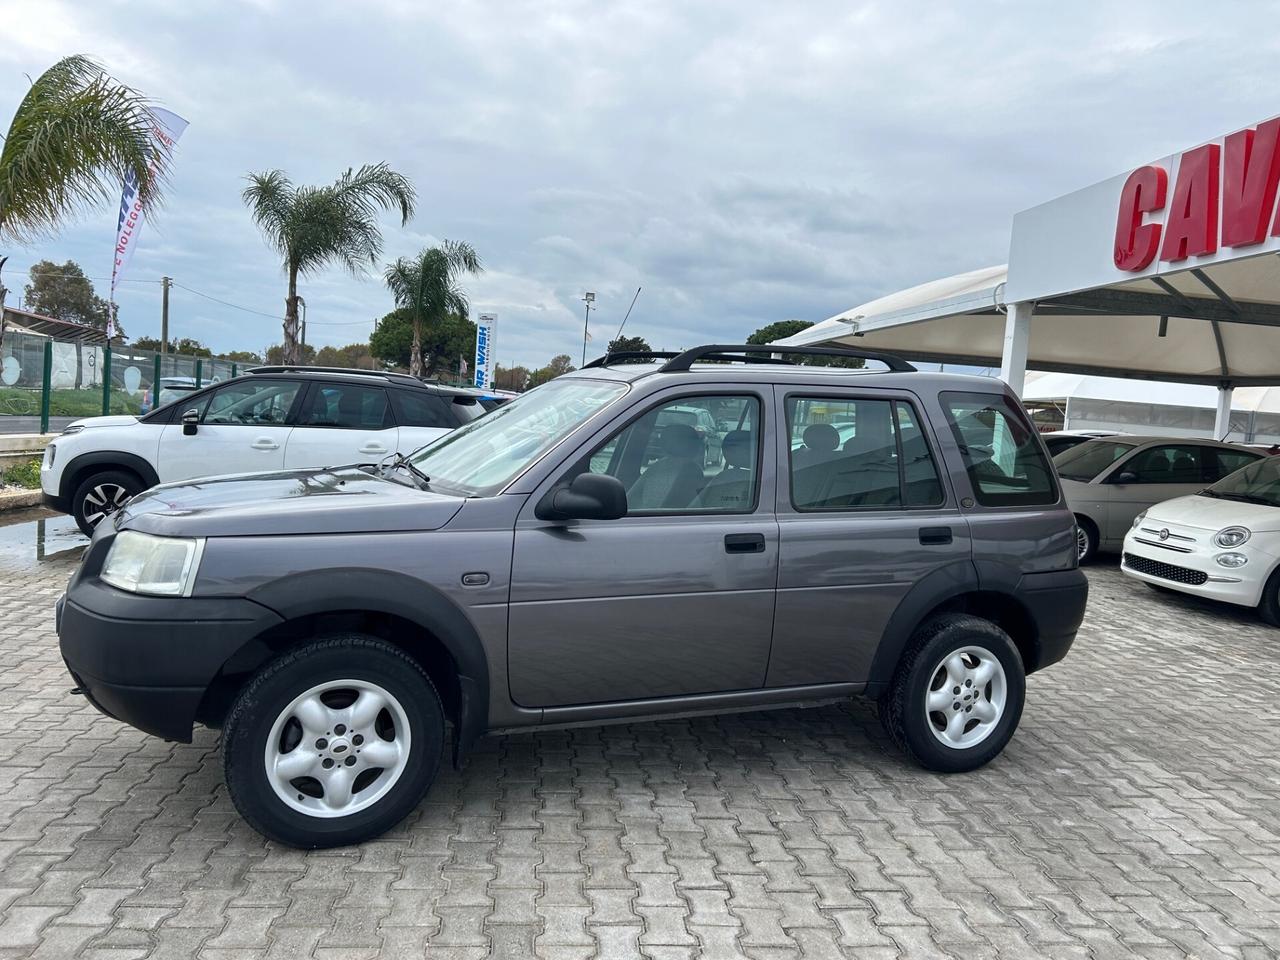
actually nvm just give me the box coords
[3,306,108,344]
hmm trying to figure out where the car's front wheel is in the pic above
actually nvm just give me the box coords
[71,469,143,537]
[879,614,1026,773]
[223,636,444,848]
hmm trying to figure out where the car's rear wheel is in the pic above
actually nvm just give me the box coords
[223,636,444,848]
[1074,515,1098,564]
[879,614,1026,773]
[71,469,142,537]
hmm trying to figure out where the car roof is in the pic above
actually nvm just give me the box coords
[244,366,473,395]
[1074,435,1246,451]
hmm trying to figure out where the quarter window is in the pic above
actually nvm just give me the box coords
[202,379,300,425]
[583,395,761,514]
[786,397,944,510]
[940,391,1056,506]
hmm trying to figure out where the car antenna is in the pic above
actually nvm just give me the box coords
[613,286,642,342]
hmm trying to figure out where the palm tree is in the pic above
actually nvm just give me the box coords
[0,55,169,350]
[384,240,482,377]
[243,164,416,365]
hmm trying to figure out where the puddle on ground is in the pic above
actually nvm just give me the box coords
[0,508,87,569]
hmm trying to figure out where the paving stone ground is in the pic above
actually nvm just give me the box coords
[2,531,1279,958]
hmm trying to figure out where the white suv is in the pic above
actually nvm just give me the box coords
[42,366,484,535]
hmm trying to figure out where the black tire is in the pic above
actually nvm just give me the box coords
[1074,514,1099,565]
[223,635,444,848]
[878,614,1026,773]
[1258,567,1280,627]
[71,469,143,537]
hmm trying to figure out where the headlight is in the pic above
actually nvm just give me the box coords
[1216,552,1249,568]
[1131,511,1146,529]
[43,443,55,467]
[61,424,85,435]
[100,531,205,596]
[1214,526,1251,548]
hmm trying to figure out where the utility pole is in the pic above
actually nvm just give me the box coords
[581,291,595,366]
[160,276,172,355]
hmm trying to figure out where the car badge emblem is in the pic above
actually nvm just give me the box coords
[1159,528,1170,541]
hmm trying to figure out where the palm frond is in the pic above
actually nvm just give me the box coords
[0,55,170,244]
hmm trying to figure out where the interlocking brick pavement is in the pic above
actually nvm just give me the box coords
[2,529,1280,958]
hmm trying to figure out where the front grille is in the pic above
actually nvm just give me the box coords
[1123,553,1208,586]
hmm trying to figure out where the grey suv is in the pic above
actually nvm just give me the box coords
[56,344,1088,848]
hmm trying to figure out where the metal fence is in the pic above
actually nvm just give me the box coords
[0,329,244,431]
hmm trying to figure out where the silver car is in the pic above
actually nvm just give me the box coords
[1054,436,1265,562]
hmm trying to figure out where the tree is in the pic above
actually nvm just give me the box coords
[314,342,375,369]
[369,307,477,376]
[132,336,210,356]
[242,163,415,366]
[383,240,482,377]
[529,354,575,387]
[265,342,316,365]
[493,364,531,392]
[220,350,263,364]
[746,320,862,367]
[606,335,651,355]
[24,260,111,330]
[0,55,169,351]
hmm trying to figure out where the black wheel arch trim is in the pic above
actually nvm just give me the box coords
[867,559,981,688]
[236,568,490,767]
[60,451,160,502]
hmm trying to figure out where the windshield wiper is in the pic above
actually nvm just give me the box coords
[1202,490,1276,506]
[378,452,431,489]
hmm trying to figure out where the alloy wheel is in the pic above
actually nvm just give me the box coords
[81,483,132,528]
[924,646,1007,749]
[264,679,412,818]
[1075,524,1090,562]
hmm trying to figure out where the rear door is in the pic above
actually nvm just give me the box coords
[156,378,302,482]
[769,388,971,686]
[284,381,398,468]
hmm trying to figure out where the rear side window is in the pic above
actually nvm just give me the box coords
[785,396,944,510]
[940,391,1057,507]
[298,384,392,430]
[1212,447,1262,480]
[390,391,455,428]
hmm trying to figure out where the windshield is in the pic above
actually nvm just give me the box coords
[1202,455,1280,507]
[1053,439,1137,481]
[409,378,628,495]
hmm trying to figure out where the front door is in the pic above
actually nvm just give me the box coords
[156,378,301,482]
[1101,443,1214,544]
[507,390,777,708]
[769,389,972,686]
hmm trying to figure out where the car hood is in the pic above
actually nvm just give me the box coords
[1142,493,1280,533]
[67,415,139,430]
[115,466,465,537]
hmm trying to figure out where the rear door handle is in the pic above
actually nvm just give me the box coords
[724,533,766,554]
[251,438,279,451]
[919,526,952,545]
[360,442,387,454]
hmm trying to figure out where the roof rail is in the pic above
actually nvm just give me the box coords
[658,343,917,373]
[580,350,682,369]
[246,365,422,385]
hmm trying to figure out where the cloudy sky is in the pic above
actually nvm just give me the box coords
[1,0,1278,369]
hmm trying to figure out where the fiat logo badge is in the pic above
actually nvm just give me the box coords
[1159,528,1170,541]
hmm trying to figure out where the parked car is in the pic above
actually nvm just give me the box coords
[1121,454,1280,622]
[56,344,1087,847]
[138,376,199,415]
[1040,429,1123,458]
[42,366,484,536]
[1053,436,1266,562]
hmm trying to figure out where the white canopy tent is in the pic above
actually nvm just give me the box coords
[777,113,1280,437]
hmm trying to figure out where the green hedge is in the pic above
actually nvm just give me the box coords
[1,458,41,489]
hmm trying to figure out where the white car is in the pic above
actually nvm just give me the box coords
[1121,454,1280,624]
[42,366,484,536]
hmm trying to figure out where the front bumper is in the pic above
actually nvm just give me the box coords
[1121,528,1270,608]
[57,577,282,741]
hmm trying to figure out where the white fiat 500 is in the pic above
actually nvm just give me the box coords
[1122,454,1280,624]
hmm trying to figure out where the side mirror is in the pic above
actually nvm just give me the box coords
[1112,470,1137,484]
[181,408,200,436]
[536,473,627,522]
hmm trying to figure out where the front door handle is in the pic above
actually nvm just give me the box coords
[919,526,952,545]
[251,438,279,451]
[724,533,766,554]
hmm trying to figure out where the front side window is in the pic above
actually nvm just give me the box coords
[583,395,761,513]
[1119,445,1204,484]
[786,396,944,510]
[941,391,1056,506]
[409,378,628,496]
[298,384,391,429]
[1053,439,1137,480]
[202,379,300,425]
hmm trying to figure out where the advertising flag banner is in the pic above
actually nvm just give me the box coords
[474,314,496,389]
[109,107,189,335]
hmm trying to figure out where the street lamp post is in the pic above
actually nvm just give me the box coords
[581,291,595,366]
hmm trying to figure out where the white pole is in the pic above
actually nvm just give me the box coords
[1214,384,1234,440]
[999,300,1033,396]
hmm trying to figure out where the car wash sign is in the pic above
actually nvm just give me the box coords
[473,314,495,390]
[1007,114,1280,303]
